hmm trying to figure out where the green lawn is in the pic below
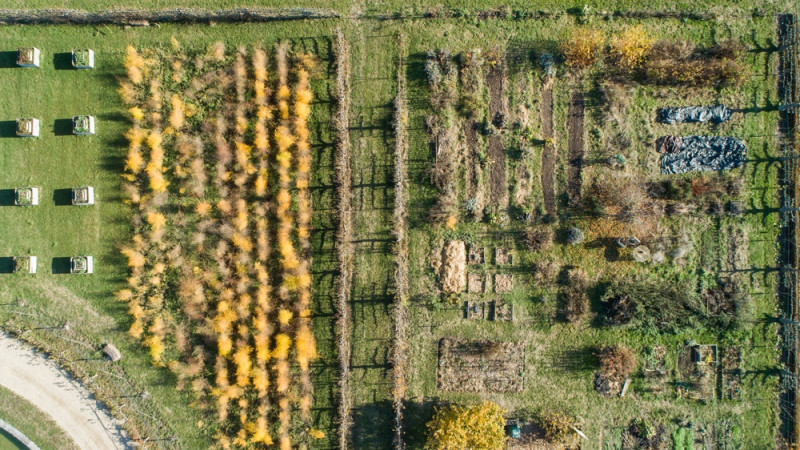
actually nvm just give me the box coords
[0,385,77,450]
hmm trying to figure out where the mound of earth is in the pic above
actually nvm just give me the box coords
[441,240,466,293]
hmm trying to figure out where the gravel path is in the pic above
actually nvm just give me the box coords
[0,333,126,449]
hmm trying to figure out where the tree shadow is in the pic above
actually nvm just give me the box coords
[352,400,393,449]
[549,346,598,372]
[53,52,74,70]
[0,257,14,273]
[404,398,440,448]
[0,120,17,138]
[53,188,73,206]
[53,118,73,136]
[51,257,72,274]
[0,189,15,206]
[0,51,18,69]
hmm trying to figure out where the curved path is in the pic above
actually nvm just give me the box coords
[0,333,126,449]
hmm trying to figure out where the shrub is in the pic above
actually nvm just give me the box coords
[633,419,656,440]
[598,345,637,380]
[425,401,505,450]
[642,40,747,87]
[601,278,704,333]
[560,28,605,69]
[566,227,585,245]
[524,225,554,251]
[608,25,655,72]
[540,411,577,443]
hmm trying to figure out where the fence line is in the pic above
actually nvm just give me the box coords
[390,33,410,450]
[0,8,337,25]
[0,307,176,448]
[777,12,799,446]
[333,27,355,450]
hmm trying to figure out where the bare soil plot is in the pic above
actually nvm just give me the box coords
[495,274,514,293]
[721,346,742,400]
[487,61,508,207]
[495,247,513,265]
[441,240,467,293]
[541,79,556,216]
[437,338,525,393]
[468,272,486,293]
[567,90,585,206]
[490,300,513,321]
[677,345,717,401]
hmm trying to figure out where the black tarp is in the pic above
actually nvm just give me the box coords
[659,105,733,124]
[658,136,746,174]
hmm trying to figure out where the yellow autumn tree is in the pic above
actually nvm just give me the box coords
[608,25,655,72]
[560,27,605,68]
[425,401,506,450]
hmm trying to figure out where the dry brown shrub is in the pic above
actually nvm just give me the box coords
[533,260,560,284]
[524,225,554,251]
[598,345,637,380]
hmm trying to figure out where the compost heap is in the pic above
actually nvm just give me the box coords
[659,105,732,124]
[440,240,466,293]
[658,136,746,174]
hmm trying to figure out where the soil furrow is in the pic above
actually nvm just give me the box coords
[541,79,556,216]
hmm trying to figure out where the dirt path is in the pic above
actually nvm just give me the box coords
[541,78,556,216]
[567,90,585,207]
[0,333,125,449]
[486,64,507,208]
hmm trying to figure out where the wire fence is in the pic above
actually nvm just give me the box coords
[0,302,178,449]
[777,12,799,445]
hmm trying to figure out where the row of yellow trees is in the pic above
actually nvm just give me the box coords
[118,41,321,448]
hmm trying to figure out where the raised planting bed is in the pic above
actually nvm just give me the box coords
[438,338,525,393]
[14,187,39,206]
[467,272,486,293]
[494,273,513,293]
[468,244,485,264]
[16,118,39,137]
[13,256,37,274]
[71,186,94,205]
[16,47,40,67]
[495,247,513,265]
[678,344,717,401]
[72,115,95,135]
[71,49,94,69]
[70,256,93,274]
[489,300,513,321]
[464,301,485,320]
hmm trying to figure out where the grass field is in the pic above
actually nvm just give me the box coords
[0,386,76,450]
[0,3,795,449]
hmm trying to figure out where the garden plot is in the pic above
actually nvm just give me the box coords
[677,344,717,401]
[437,338,525,393]
[720,346,742,401]
[640,345,671,397]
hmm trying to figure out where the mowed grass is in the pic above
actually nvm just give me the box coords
[0,385,77,450]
